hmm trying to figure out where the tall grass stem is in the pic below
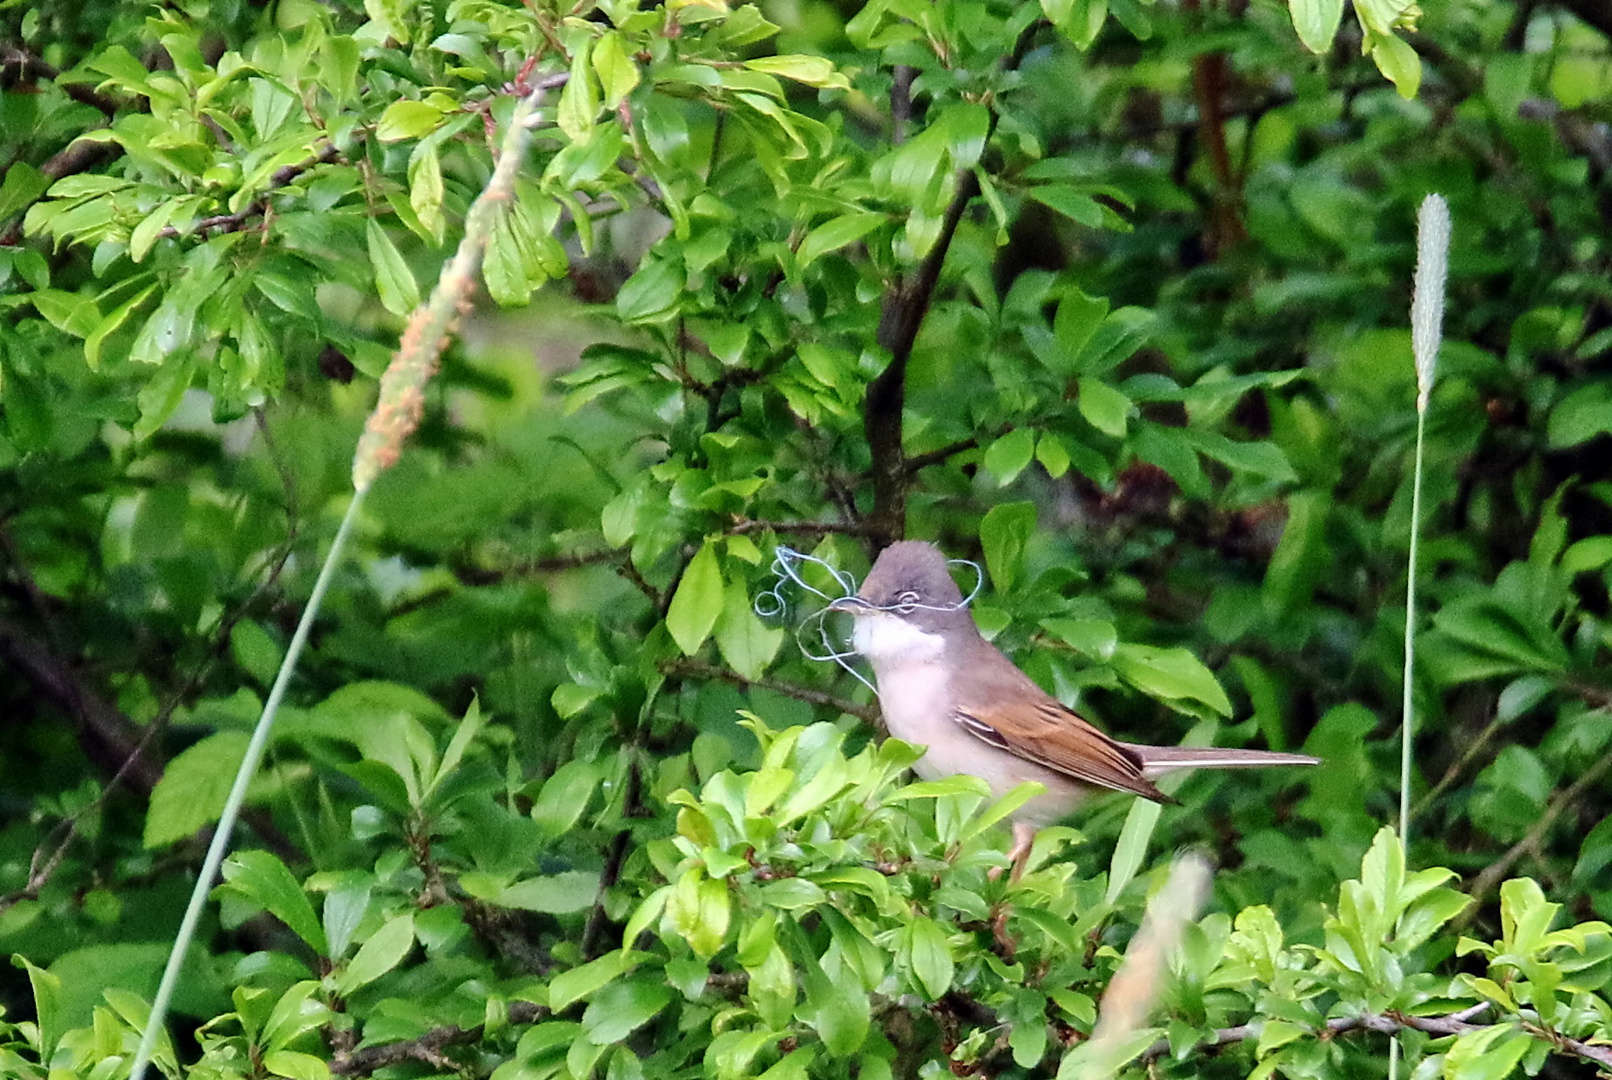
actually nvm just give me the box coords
[130,492,365,1080]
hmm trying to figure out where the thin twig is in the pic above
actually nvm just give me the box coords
[1463,744,1612,911]
[331,1002,547,1075]
[151,141,343,241]
[0,45,120,114]
[1410,712,1504,819]
[1139,1003,1612,1068]
[660,656,878,722]
[904,435,985,475]
[728,518,878,538]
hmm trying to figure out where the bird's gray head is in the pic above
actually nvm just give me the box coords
[829,541,977,636]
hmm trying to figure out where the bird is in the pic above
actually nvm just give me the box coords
[828,540,1319,871]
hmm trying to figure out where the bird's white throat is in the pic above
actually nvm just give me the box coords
[849,611,947,664]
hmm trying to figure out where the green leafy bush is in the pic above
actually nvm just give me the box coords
[6,716,1611,1078]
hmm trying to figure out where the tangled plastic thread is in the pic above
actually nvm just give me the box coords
[754,545,983,696]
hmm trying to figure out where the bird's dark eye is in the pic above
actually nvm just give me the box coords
[895,590,920,612]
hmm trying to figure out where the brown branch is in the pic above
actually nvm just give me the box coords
[865,172,980,549]
[0,614,165,793]
[0,45,120,114]
[862,20,1044,550]
[331,1001,547,1076]
[1410,712,1504,820]
[890,65,914,144]
[580,749,646,960]
[728,517,878,538]
[660,656,878,723]
[1140,1004,1611,1072]
[1182,0,1247,257]
[150,141,343,241]
[1463,743,1612,911]
[904,435,984,475]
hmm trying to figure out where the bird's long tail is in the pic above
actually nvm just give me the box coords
[1124,744,1320,780]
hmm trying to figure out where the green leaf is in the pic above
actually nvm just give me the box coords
[1110,643,1233,716]
[336,913,415,994]
[1185,430,1297,481]
[1036,432,1072,478]
[1041,617,1117,659]
[583,979,674,1043]
[1028,184,1103,228]
[144,731,251,849]
[801,956,869,1056]
[84,286,156,370]
[1053,289,1108,368]
[669,868,730,958]
[716,577,783,679]
[532,760,601,839]
[1368,31,1422,98]
[1133,422,1209,498]
[558,39,600,141]
[494,871,601,914]
[984,428,1037,486]
[0,161,48,222]
[1428,598,1571,679]
[1547,381,1612,448]
[262,1050,332,1080]
[430,696,486,802]
[715,5,780,45]
[743,55,849,89]
[408,143,445,245]
[1442,1023,1530,1080]
[1107,796,1162,903]
[797,212,884,267]
[615,257,686,323]
[366,219,419,316]
[261,981,332,1054]
[1262,489,1326,618]
[1078,377,1131,437]
[593,32,641,110]
[1288,0,1343,52]
[30,288,100,337]
[376,99,446,142]
[549,949,634,1012]
[322,880,371,962]
[980,501,1036,591]
[667,540,725,655]
[12,955,62,1059]
[906,917,954,1000]
[134,349,198,440]
[220,851,328,954]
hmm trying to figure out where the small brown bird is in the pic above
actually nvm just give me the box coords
[829,541,1318,868]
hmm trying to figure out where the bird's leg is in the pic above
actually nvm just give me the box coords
[1008,820,1037,881]
[986,823,1038,958]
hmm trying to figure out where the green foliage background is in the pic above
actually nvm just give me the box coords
[2,0,1612,1075]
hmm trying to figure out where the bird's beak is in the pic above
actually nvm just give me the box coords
[827,595,872,614]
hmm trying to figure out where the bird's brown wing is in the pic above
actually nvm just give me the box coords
[953,698,1168,802]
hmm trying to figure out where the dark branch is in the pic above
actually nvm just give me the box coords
[1140,1004,1612,1071]
[331,1002,547,1076]
[861,21,1046,550]
[0,45,120,114]
[660,656,878,723]
[729,518,879,538]
[1464,743,1612,912]
[904,435,985,475]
